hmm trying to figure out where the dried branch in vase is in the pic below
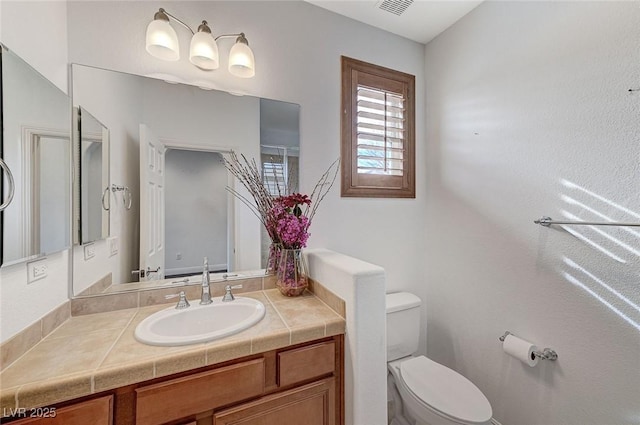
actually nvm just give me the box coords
[223,151,339,249]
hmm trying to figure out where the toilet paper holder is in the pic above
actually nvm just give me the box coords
[499,331,558,361]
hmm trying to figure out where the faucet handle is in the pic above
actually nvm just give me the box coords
[222,284,242,302]
[165,291,190,309]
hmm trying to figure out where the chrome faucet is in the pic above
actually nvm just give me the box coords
[222,284,243,302]
[200,257,212,305]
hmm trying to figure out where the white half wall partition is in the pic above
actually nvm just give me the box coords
[305,248,387,425]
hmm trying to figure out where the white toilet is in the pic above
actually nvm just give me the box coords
[386,292,493,425]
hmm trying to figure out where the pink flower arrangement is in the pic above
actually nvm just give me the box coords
[273,194,312,249]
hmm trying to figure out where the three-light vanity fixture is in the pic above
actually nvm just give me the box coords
[145,8,255,78]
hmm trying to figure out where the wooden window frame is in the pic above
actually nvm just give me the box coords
[340,56,415,198]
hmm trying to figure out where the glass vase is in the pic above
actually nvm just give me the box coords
[276,249,309,297]
[265,242,283,275]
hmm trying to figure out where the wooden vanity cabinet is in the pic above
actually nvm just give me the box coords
[120,335,342,425]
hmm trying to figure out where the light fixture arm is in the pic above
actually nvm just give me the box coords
[157,8,196,35]
[155,8,213,36]
[215,33,248,44]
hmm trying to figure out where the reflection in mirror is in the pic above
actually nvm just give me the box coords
[71,64,299,297]
[137,123,233,283]
[75,107,109,244]
[1,45,71,267]
[166,150,228,277]
[259,98,300,267]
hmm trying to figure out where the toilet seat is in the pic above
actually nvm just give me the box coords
[399,356,492,425]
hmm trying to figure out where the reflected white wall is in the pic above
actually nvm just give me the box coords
[39,137,71,254]
[72,66,143,295]
[165,150,227,275]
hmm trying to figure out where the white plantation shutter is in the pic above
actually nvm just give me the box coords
[356,86,405,176]
[262,161,285,196]
[341,56,415,198]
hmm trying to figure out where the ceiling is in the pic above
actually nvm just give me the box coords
[305,0,483,44]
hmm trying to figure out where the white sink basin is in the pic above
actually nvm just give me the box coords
[135,297,266,346]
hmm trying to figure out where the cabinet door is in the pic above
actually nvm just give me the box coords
[214,378,335,425]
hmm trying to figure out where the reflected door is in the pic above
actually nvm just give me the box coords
[139,124,165,281]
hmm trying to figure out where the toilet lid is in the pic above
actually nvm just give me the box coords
[400,356,492,424]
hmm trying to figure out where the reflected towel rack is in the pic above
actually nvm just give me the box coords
[534,216,640,227]
[0,158,16,211]
[112,185,132,210]
[102,184,132,210]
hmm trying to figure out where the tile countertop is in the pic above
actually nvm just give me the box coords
[0,289,345,413]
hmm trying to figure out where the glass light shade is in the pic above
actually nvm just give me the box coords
[228,42,255,78]
[146,19,179,61]
[189,32,219,70]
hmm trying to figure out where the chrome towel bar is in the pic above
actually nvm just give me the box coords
[534,216,640,228]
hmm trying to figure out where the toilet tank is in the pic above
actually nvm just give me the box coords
[386,292,422,361]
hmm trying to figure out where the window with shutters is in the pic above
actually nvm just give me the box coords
[262,160,285,196]
[340,56,415,198]
[261,148,299,197]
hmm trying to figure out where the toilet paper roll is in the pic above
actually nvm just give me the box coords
[503,334,539,367]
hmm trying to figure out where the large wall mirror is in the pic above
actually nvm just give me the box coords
[0,44,72,267]
[71,64,299,297]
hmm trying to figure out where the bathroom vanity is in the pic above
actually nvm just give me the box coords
[0,289,345,425]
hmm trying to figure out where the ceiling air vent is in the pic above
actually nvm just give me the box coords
[377,0,414,16]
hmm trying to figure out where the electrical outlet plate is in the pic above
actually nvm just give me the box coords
[27,259,48,284]
[84,243,96,260]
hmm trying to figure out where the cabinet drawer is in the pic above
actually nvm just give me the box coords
[278,341,335,387]
[136,358,264,425]
[10,396,113,425]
